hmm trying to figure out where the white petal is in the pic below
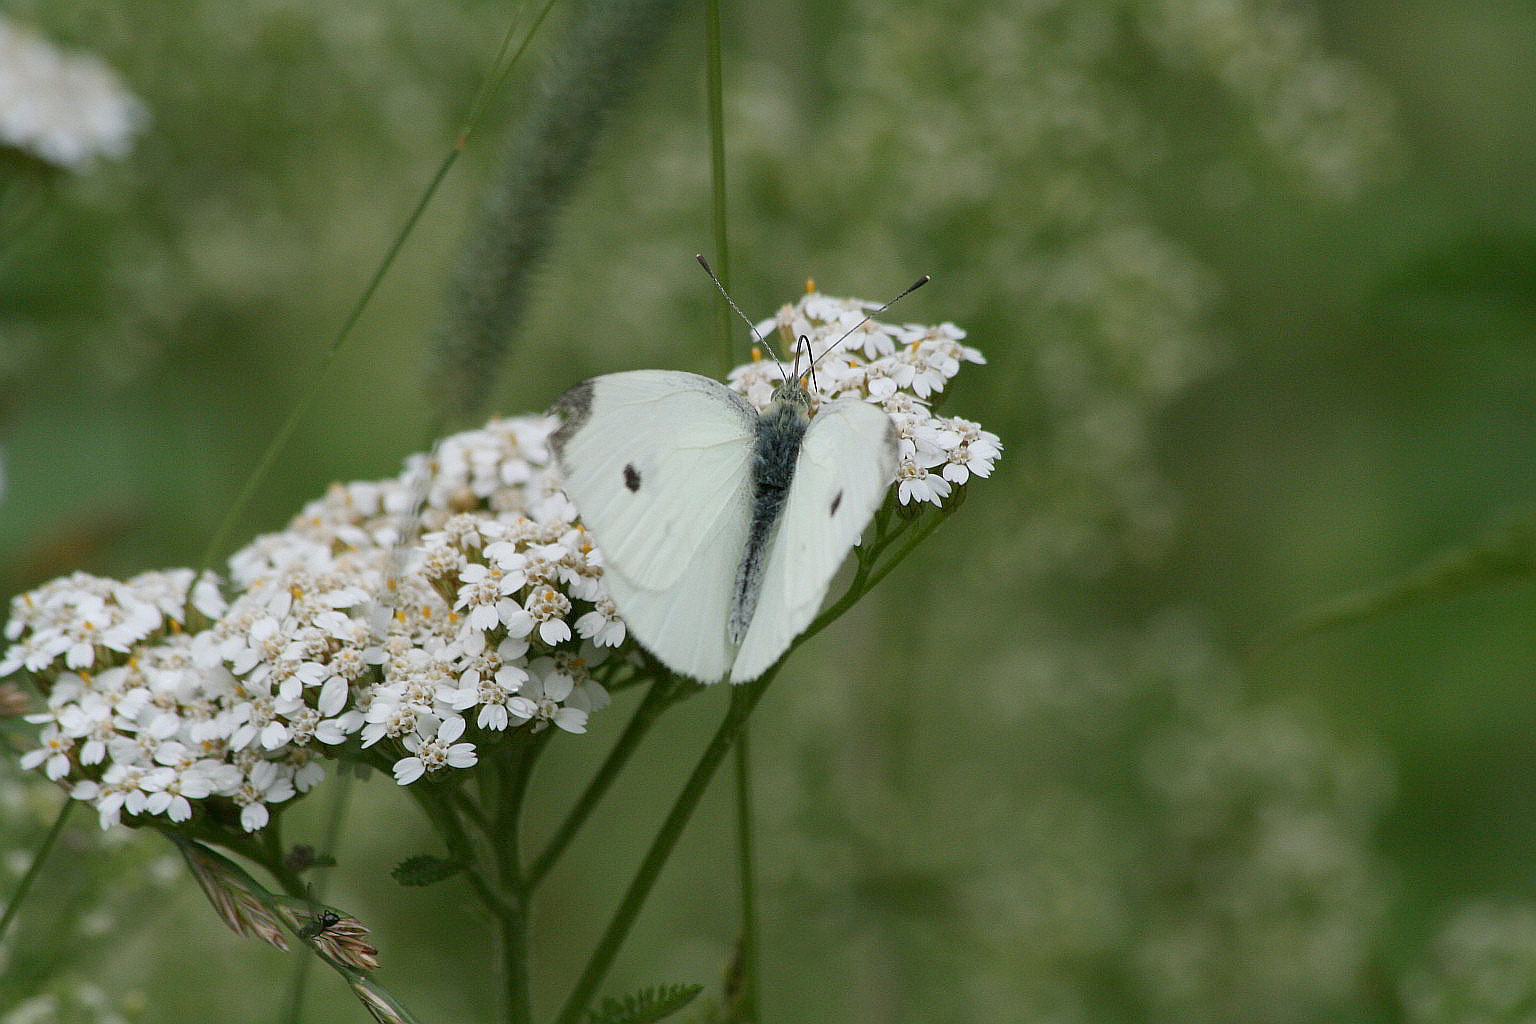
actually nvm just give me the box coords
[318,676,349,717]
[392,756,425,785]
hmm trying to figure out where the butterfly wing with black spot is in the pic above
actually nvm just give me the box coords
[551,370,758,681]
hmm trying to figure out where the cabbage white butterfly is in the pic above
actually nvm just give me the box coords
[550,260,928,683]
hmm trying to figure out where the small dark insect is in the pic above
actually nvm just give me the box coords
[299,909,342,940]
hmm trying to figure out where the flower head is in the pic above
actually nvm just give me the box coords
[2,289,993,829]
[737,287,998,507]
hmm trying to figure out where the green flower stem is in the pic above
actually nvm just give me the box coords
[0,797,74,944]
[551,504,953,1022]
[553,666,780,1024]
[282,772,354,1024]
[196,144,460,579]
[525,677,681,891]
[857,509,949,597]
[490,734,544,1024]
[728,698,760,1023]
[701,10,759,1013]
[406,783,515,922]
[800,505,948,650]
[704,0,733,376]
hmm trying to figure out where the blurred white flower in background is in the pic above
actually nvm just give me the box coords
[0,16,147,170]
[1403,902,1536,1024]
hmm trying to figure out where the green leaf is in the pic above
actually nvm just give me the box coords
[391,854,465,887]
[584,984,704,1024]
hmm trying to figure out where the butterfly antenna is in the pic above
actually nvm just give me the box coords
[806,273,931,374]
[696,254,792,384]
[797,334,820,391]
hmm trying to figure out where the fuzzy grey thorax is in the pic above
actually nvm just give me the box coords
[728,386,813,643]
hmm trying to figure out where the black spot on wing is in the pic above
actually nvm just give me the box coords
[623,464,641,492]
[830,489,843,516]
[548,380,595,458]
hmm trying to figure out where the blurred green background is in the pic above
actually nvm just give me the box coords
[3,1,1536,1021]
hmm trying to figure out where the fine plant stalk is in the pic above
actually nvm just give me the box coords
[553,665,780,1024]
[194,6,554,577]
[702,11,761,1014]
[282,772,354,1023]
[492,740,536,1024]
[0,798,75,944]
[405,783,516,921]
[194,148,456,576]
[553,503,949,1022]
[526,677,682,891]
[704,0,734,376]
[728,695,761,1023]
[1255,506,1536,658]
[802,504,950,650]
[171,835,428,1024]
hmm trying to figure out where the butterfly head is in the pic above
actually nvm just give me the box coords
[768,377,815,414]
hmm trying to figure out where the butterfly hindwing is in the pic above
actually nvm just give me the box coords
[552,370,758,681]
[729,396,898,683]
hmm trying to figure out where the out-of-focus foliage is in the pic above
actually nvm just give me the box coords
[762,618,1393,1023]
[0,765,179,1019]
[3,1,1535,1022]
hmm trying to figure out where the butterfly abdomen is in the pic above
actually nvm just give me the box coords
[729,394,811,643]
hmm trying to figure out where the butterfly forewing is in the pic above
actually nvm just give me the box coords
[552,370,758,680]
[729,397,898,683]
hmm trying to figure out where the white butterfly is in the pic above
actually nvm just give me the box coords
[550,368,898,683]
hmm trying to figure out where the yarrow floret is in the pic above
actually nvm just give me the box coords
[2,291,997,832]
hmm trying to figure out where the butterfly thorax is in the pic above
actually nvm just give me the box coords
[728,387,813,643]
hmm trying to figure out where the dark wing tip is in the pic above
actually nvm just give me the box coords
[549,379,595,459]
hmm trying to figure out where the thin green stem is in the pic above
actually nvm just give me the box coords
[704,18,761,1013]
[489,734,543,1024]
[195,5,555,577]
[704,0,734,376]
[281,772,354,1024]
[553,668,778,1024]
[549,505,950,1022]
[857,510,947,596]
[196,148,457,578]
[0,798,74,943]
[728,691,760,1022]
[405,782,515,921]
[452,785,492,831]
[527,678,679,891]
[501,903,532,1024]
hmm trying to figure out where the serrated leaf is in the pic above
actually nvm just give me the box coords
[584,983,704,1024]
[391,854,465,887]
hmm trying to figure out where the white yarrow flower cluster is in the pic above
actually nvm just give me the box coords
[2,292,995,833]
[2,419,615,831]
[0,17,148,170]
[739,287,1000,507]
